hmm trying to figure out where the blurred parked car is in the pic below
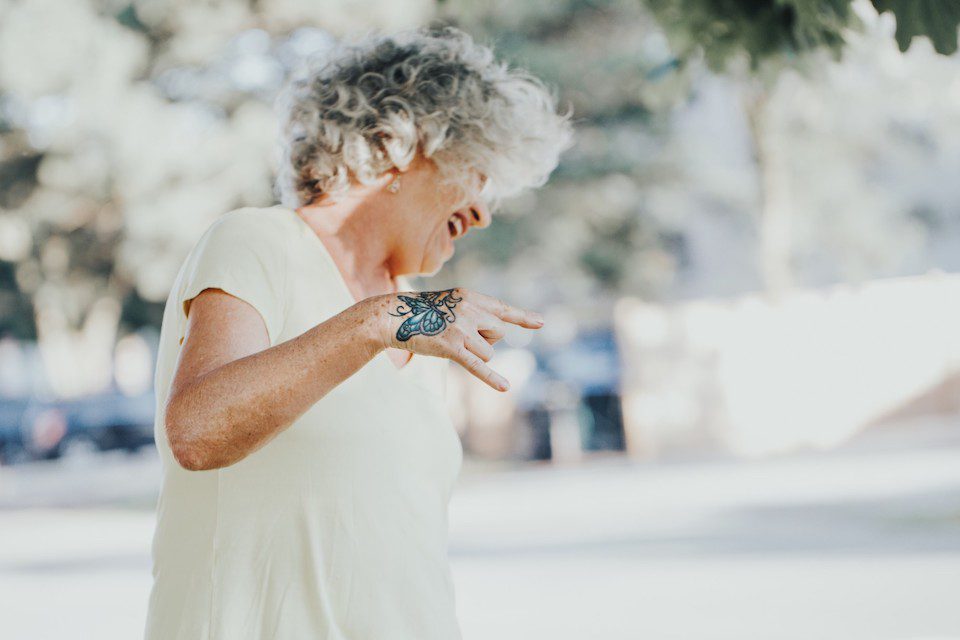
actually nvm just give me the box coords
[517,329,625,460]
[57,391,156,457]
[0,391,155,464]
[0,396,32,464]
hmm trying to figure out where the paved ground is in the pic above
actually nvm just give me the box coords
[1,419,959,640]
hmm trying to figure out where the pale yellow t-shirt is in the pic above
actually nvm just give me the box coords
[144,205,464,640]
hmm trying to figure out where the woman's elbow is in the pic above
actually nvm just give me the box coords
[165,414,218,472]
[171,441,213,471]
[168,436,212,471]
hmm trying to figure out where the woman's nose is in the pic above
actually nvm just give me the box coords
[466,200,492,229]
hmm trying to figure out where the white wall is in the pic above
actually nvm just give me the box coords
[614,271,960,457]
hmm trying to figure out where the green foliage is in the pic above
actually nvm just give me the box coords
[644,0,960,74]
[873,0,960,55]
[0,261,36,340]
[643,0,854,72]
[119,289,165,334]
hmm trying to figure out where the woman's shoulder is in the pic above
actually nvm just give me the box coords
[186,205,305,269]
[202,205,299,243]
[180,205,299,290]
[174,206,294,345]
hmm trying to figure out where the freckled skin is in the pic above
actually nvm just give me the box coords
[167,293,383,470]
[165,158,542,472]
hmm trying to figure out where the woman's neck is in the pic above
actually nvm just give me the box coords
[294,201,399,301]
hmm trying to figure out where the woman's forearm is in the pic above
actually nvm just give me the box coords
[165,297,387,471]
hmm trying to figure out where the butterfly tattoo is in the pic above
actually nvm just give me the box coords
[388,289,463,342]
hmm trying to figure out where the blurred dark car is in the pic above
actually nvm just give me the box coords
[55,391,157,456]
[0,396,32,464]
[0,391,155,464]
[518,329,625,460]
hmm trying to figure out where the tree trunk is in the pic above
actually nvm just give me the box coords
[743,81,793,298]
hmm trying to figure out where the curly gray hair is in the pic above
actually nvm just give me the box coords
[273,23,576,214]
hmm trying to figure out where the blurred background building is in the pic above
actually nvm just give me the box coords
[1,1,959,638]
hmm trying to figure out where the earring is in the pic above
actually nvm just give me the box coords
[387,174,401,193]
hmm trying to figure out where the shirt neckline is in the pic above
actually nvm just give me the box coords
[279,205,418,376]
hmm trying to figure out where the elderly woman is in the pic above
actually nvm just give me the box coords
[144,23,573,640]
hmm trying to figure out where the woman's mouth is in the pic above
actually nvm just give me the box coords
[447,212,469,239]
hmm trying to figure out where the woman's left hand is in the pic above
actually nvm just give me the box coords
[367,287,544,391]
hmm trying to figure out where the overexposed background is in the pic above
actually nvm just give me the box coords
[1,1,959,638]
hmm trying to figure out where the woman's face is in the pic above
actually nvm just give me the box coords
[388,154,491,276]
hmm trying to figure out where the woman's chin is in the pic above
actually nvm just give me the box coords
[420,248,453,276]
[422,258,446,277]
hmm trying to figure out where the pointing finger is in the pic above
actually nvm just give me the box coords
[472,293,544,329]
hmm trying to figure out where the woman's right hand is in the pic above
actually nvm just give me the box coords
[367,287,544,391]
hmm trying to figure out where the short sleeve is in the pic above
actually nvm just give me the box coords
[177,210,286,346]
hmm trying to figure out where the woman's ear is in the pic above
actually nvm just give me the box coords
[385,168,402,194]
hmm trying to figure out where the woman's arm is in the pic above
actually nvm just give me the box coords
[165,287,383,471]
[165,286,542,471]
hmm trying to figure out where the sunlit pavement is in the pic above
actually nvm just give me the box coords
[1,421,959,640]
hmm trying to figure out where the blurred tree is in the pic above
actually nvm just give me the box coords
[643,0,960,295]
[433,0,692,330]
[1,0,959,398]
[868,1,960,55]
[0,0,434,396]
[645,0,959,70]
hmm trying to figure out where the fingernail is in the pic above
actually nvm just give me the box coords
[530,312,544,326]
[497,377,510,391]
